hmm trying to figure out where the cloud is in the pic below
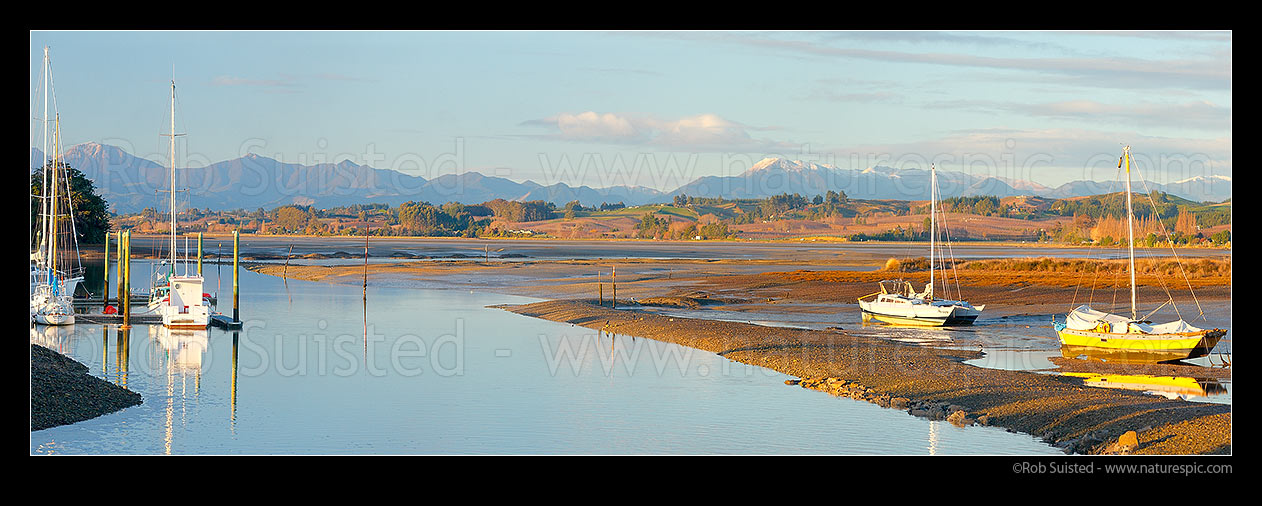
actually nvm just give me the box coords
[521,111,801,151]
[816,127,1231,185]
[681,33,1230,91]
[927,99,1231,131]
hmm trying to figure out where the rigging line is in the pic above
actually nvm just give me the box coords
[935,198,962,301]
[1132,164,1204,321]
[56,120,83,273]
[1088,166,1123,308]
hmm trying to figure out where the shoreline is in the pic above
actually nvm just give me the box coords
[30,344,142,432]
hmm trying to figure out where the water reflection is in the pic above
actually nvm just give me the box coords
[1062,372,1228,401]
[115,326,130,388]
[30,324,74,354]
[231,331,239,431]
[149,325,210,455]
[1059,345,1227,366]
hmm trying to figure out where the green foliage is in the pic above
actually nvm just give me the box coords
[483,199,555,222]
[941,196,1000,216]
[636,212,671,239]
[760,193,809,216]
[1210,229,1231,244]
[30,164,111,244]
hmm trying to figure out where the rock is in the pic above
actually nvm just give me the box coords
[784,379,801,386]
[890,397,910,410]
[946,410,973,427]
[1100,430,1141,455]
[977,415,990,426]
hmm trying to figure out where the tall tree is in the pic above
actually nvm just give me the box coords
[30,163,111,244]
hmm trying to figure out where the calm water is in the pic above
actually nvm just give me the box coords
[31,260,1061,455]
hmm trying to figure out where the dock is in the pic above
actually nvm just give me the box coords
[75,313,164,325]
[210,314,242,329]
[73,294,217,308]
[70,312,240,329]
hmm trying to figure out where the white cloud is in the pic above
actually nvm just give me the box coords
[523,111,800,151]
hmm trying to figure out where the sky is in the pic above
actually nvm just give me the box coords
[29,30,1231,192]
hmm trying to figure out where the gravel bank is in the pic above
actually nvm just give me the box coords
[31,344,142,431]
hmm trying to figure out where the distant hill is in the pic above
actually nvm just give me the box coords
[668,157,1231,203]
[30,146,1230,213]
[32,143,665,213]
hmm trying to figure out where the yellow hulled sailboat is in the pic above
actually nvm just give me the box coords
[1053,146,1225,361]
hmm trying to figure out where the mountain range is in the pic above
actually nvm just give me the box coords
[31,143,1232,213]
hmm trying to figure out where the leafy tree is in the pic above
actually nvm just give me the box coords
[273,206,312,233]
[30,163,110,244]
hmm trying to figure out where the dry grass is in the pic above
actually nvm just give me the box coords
[960,257,1231,277]
[764,255,1231,290]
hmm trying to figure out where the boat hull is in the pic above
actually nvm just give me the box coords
[1056,326,1225,361]
[33,312,75,326]
[859,305,980,327]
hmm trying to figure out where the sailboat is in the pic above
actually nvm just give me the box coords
[1053,146,1226,361]
[858,164,984,326]
[146,76,210,329]
[31,46,84,326]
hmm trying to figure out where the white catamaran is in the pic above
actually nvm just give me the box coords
[31,46,84,326]
[858,163,984,326]
[1053,146,1225,362]
[146,77,210,329]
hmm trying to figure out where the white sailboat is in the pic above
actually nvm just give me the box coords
[31,46,84,326]
[1053,146,1225,362]
[858,163,984,326]
[146,76,210,329]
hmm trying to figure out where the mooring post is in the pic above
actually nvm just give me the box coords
[122,230,131,328]
[115,230,123,310]
[197,232,203,277]
[233,229,240,322]
[103,230,111,311]
[363,228,369,300]
[598,270,603,306]
[611,265,616,310]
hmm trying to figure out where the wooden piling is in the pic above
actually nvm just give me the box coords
[363,228,369,300]
[598,270,603,306]
[103,231,110,311]
[122,230,130,328]
[233,230,240,322]
[232,230,240,320]
[115,231,123,311]
[197,232,203,276]
[611,265,616,310]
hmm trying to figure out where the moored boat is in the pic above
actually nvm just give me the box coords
[1052,146,1226,362]
[858,163,984,326]
[146,76,210,329]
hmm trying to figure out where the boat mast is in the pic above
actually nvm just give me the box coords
[169,78,177,274]
[928,163,936,301]
[40,47,51,276]
[50,115,60,281]
[1124,146,1137,320]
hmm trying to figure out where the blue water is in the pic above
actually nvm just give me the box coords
[31,261,1061,455]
